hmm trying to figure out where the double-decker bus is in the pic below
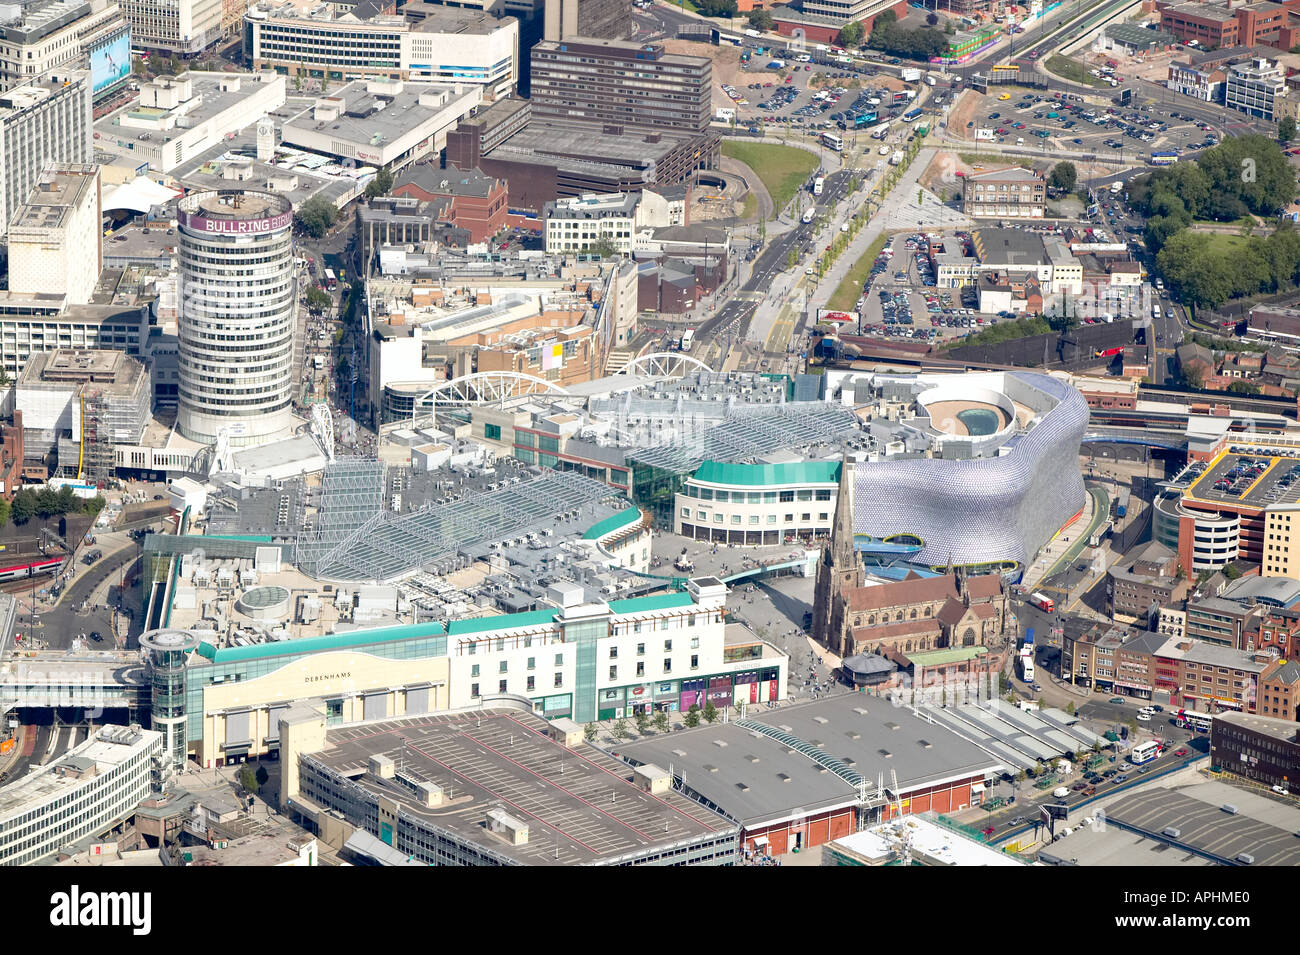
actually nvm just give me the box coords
[1149,151,1179,166]
[1175,708,1212,733]
[323,268,338,290]
[821,132,843,152]
[1019,646,1035,683]
[1129,740,1162,765]
[1027,592,1055,613]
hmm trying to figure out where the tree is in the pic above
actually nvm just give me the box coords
[363,166,393,199]
[0,498,9,528]
[587,238,618,259]
[695,0,737,16]
[653,710,670,734]
[1048,161,1077,193]
[926,12,938,25]
[684,704,701,728]
[703,700,719,723]
[1224,562,1243,580]
[1227,380,1260,395]
[634,710,650,735]
[255,765,269,788]
[838,20,865,48]
[237,764,258,793]
[786,247,799,270]
[1282,115,1298,144]
[747,8,773,30]
[305,285,332,312]
[295,195,338,238]
[1066,701,1076,716]
[612,717,630,740]
[584,722,598,742]
[131,56,146,76]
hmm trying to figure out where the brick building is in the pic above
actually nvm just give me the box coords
[1259,660,1300,720]
[0,411,23,499]
[392,164,509,244]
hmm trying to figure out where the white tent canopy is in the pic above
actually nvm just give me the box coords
[103,176,182,214]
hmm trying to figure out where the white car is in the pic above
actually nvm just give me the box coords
[1136,713,1151,722]
[1272,785,1290,795]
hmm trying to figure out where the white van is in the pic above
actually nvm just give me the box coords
[1152,305,1162,319]
[1016,137,1024,146]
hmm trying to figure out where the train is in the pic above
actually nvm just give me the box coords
[0,555,65,584]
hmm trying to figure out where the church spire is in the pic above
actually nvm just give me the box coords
[831,455,857,569]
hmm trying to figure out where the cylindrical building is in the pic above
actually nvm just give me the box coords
[140,628,201,772]
[176,189,296,446]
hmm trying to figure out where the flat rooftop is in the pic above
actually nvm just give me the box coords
[281,81,477,152]
[1102,780,1300,866]
[0,726,159,820]
[18,348,143,389]
[9,163,98,233]
[312,709,736,865]
[96,72,284,153]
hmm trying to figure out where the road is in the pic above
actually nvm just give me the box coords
[35,537,143,652]
[698,164,855,349]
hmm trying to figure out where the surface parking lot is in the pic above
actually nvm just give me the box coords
[856,234,1000,343]
[964,89,1220,160]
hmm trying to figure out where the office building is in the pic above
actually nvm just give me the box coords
[1167,60,1227,101]
[1259,659,1300,720]
[530,38,712,135]
[243,2,519,97]
[1158,0,1300,51]
[542,0,629,41]
[1211,711,1300,789]
[284,705,740,865]
[176,189,295,447]
[0,724,163,866]
[15,348,151,478]
[94,70,286,174]
[1225,57,1288,120]
[1107,540,1188,624]
[0,70,91,237]
[278,80,480,173]
[6,162,100,305]
[963,166,1048,220]
[0,0,129,92]
[543,191,641,255]
[119,0,222,56]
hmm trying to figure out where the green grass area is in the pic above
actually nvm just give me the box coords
[826,232,889,312]
[741,193,758,220]
[1193,232,1250,254]
[1044,55,1108,88]
[721,141,820,215]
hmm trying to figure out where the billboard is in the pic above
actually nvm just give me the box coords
[90,30,131,97]
[975,128,995,141]
[818,309,858,325]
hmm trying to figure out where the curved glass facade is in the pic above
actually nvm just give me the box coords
[852,372,1089,575]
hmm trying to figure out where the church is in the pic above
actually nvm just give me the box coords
[812,460,1011,660]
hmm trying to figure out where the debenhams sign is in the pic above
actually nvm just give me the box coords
[305,672,350,684]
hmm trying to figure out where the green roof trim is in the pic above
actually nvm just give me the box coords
[197,641,218,660]
[581,507,642,540]
[447,609,558,635]
[909,646,989,666]
[202,620,448,664]
[203,534,275,543]
[608,592,695,615]
[691,460,841,487]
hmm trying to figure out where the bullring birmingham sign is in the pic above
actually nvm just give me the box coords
[179,210,293,235]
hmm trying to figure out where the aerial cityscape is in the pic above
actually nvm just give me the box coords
[0,0,1291,891]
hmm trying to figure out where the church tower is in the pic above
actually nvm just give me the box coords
[812,457,863,656]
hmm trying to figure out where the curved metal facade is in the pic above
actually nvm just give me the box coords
[853,372,1088,573]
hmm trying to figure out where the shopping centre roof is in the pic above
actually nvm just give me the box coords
[626,403,860,475]
[293,459,623,582]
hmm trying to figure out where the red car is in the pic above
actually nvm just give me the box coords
[1174,748,1188,757]
[981,826,995,836]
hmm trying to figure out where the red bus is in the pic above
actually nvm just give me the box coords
[1027,592,1055,613]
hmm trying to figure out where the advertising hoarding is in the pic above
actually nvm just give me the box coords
[90,30,131,97]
